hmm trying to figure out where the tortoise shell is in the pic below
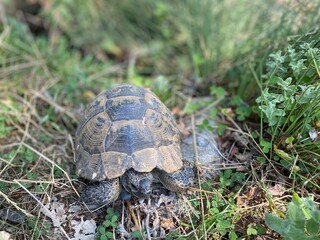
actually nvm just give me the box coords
[75,85,183,181]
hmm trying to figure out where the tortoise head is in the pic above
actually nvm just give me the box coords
[137,178,152,196]
[128,177,152,198]
[121,169,154,198]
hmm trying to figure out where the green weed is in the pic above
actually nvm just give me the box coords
[0,101,20,138]
[204,193,239,238]
[219,169,246,189]
[37,0,320,89]
[187,170,247,239]
[256,39,320,186]
[266,193,320,240]
[230,96,252,121]
[96,208,119,240]
[27,218,52,240]
[0,112,13,138]
[1,17,115,106]
[96,208,143,239]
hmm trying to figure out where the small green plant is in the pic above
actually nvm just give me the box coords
[184,101,200,114]
[210,86,226,99]
[19,146,38,163]
[257,41,320,140]
[97,208,119,240]
[266,193,320,240]
[230,95,252,121]
[219,169,246,189]
[27,218,52,240]
[247,223,258,236]
[195,85,228,134]
[0,113,13,138]
[0,101,20,138]
[198,119,214,131]
[200,188,240,239]
[255,38,320,189]
[260,139,272,153]
[193,170,246,239]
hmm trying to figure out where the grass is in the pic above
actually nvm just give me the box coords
[0,0,319,239]
[0,16,81,238]
[254,38,320,192]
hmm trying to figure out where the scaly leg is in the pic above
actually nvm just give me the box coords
[78,178,121,209]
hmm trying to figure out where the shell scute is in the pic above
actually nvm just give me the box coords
[106,97,146,121]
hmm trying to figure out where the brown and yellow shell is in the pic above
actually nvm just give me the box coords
[75,85,183,181]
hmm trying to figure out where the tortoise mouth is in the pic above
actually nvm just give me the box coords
[126,178,152,198]
[120,168,154,198]
[138,178,152,196]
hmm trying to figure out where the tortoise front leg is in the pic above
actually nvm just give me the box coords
[157,166,195,192]
[78,178,121,209]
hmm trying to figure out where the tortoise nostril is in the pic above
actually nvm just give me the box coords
[139,179,150,188]
[139,179,152,194]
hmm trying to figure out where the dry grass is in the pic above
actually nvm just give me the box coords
[0,84,79,237]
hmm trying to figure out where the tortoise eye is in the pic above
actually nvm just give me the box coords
[130,184,138,190]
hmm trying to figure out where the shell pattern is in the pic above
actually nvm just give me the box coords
[75,85,183,181]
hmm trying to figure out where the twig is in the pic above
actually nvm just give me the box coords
[87,64,124,82]
[0,157,15,166]
[145,197,151,240]
[0,190,33,218]
[191,114,207,240]
[0,61,43,78]
[135,204,145,240]
[0,178,54,184]
[121,201,125,240]
[21,143,79,197]
[244,125,282,176]
[30,90,78,123]
[189,187,214,195]
[68,134,76,163]
[126,201,144,238]
[181,194,199,219]
[194,97,223,117]
[184,196,199,240]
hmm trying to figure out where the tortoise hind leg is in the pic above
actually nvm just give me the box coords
[157,166,195,192]
[78,178,121,209]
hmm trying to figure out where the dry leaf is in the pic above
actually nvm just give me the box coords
[246,187,256,199]
[268,184,286,196]
[172,106,182,116]
[236,195,244,207]
[83,90,96,101]
[229,145,239,157]
[161,218,175,229]
[309,128,318,141]
[71,217,96,240]
[177,121,190,139]
[232,132,250,147]
[42,201,67,228]
[0,231,10,240]
[235,153,252,162]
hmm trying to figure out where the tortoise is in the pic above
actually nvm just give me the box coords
[75,84,195,209]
